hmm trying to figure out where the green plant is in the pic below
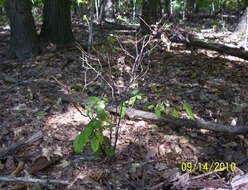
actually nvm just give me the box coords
[148,102,195,119]
[73,96,114,157]
[107,35,117,45]
[147,101,167,117]
[163,24,172,29]
[183,103,195,120]
[212,24,218,31]
[117,89,143,118]
[72,83,83,91]
[116,15,129,23]
[73,89,143,157]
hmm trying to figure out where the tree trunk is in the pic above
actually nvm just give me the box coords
[5,0,39,59]
[211,0,216,15]
[140,0,162,34]
[193,0,199,14]
[104,0,115,21]
[243,0,248,10]
[99,0,115,23]
[72,3,83,17]
[234,7,248,36]
[165,0,173,18]
[0,7,4,16]
[40,0,74,47]
[236,0,241,17]
[132,0,137,19]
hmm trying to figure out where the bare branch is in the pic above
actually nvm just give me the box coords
[0,176,69,185]
[0,131,43,159]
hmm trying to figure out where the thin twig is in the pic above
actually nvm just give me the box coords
[138,16,153,33]
[67,172,83,188]
[51,76,70,93]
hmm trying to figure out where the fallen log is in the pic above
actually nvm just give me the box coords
[185,39,248,60]
[107,107,248,134]
[49,93,248,135]
[0,131,43,158]
[169,32,248,60]
[98,21,138,31]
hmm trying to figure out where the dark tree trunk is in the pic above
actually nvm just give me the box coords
[40,0,74,47]
[140,0,162,34]
[5,0,39,59]
[0,7,4,15]
[210,0,216,15]
[104,0,115,21]
[234,7,248,35]
[245,0,248,8]
[99,0,115,23]
[236,0,241,17]
[72,3,83,17]
[193,0,199,14]
[165,0,173,17]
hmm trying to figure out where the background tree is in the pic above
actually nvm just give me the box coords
[165,0,173,18]
[140,0,162,34]
[4,0,39,59]
[99,0,115,23]
[40,0,74,47]
[234,0,248,36]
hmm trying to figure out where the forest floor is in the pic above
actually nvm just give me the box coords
[1,17,248,189]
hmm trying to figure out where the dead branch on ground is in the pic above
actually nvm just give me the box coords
[0,131,43,158]
[0,176,69,185]
[47,92,248,135]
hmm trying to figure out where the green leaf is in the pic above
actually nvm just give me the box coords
[91,137,100,152]
[87,120,95,128]
[98,111,108,121]
[95,120,101,128]
[104,125,112,129]
[136,95,142,100]
[72,83,82,91]
[156,102,165,112]
[132,89,139,95]
[105,149,115,157]
[183,103,195,120]
[73,125,94,153]
[82,125,93,138]
[35,111,48,117]
[95,101,106,113]
[77,0,87,4]
[107,35,116,44]
[88,120,101,129]
[101,97,108,102]
[118,103,127,118]
[147,104,155,109]
[127,96,137,105]
[85,104,92,114]
[73,133,86,153]
[171,109,180,117]
[103,136,112,147]
[89,96,101,103]
[96,131,103,143]
[155,109,161,117]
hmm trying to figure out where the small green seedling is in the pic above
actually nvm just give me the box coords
[73,89,143,157]
[183,103,195,120]
[73,96,114,157]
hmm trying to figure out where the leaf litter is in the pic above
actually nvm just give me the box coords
[1,19,248,190]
